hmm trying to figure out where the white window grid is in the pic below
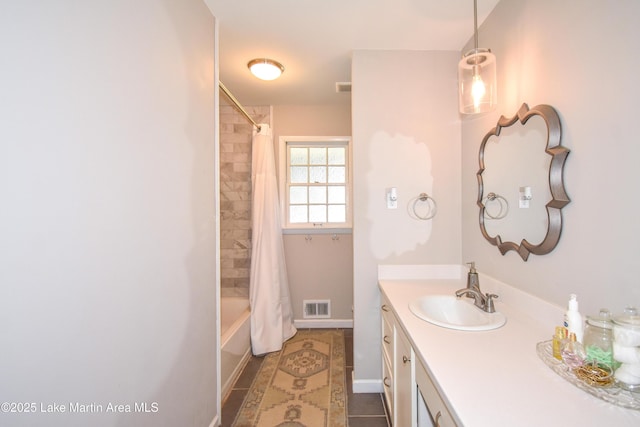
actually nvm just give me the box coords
[279,136,352,231]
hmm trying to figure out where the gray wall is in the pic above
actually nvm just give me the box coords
[352,50,462,385]
[273,105,354,321]
[283,233,354,321]
[461,0,640,315]
[0,1,219,425]
[351,0,640,388]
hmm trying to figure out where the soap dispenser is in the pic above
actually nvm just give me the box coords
[466,262,479,289]
[564,294,584,343]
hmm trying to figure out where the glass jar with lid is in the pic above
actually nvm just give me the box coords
[583,309,614,371]
[613,307,640,391]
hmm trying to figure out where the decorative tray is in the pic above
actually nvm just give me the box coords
[536,340,640,410]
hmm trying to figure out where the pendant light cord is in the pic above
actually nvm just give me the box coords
[473,0,479,51]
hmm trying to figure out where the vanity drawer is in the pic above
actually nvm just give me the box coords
[382,312,393,365]
[381,297,394,325]
[382,357,394,420]
[416,360,457,427]
[381,297,395,364]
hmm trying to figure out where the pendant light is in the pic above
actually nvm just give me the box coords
[247,58,285,81]
[458,0,497,114]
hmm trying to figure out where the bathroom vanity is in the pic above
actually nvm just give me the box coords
[382,290,456,426]
[378,265,640,426]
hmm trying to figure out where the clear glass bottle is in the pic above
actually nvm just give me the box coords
[552,326,567,361]
[583,309,614,371]
[562,332,586,369]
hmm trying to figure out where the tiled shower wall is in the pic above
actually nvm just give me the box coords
[219,103,270,297]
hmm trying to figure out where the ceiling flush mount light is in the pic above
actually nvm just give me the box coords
[247,58,285,81]
[458,0,497,114]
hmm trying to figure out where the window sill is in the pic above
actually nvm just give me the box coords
[282,228,352,235]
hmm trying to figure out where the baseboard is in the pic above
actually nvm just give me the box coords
[221,347,252,403]
[209,414,219,427]
[351,370,383,393]
[293,318,353,329]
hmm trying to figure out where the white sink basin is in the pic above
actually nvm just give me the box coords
[408,295,506,331]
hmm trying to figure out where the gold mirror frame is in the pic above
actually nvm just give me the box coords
[477,103,570,261]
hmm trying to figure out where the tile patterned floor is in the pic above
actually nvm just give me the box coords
[221,328,390,427]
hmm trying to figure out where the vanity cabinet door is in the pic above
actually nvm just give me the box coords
[381,294,416,427]
[415,359,457,427]
[395,326,416,427]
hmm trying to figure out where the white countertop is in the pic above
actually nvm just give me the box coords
[379,275,640,426]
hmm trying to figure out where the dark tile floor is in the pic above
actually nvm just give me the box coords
[221,328,390,427]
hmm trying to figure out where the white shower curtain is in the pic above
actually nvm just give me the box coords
[249,124,297,355]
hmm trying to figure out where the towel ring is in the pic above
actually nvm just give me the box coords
[483,192,509,219]
[411,193,437,220]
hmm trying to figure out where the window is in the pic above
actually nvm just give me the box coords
[279,136,352,230]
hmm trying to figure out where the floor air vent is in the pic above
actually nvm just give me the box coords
[303,300,331,319]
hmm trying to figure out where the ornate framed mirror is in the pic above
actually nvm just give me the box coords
[477,103,570,261]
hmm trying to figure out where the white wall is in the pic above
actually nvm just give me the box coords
[352,50,461,386]
[0,1,218,426]
[461,0,640,315]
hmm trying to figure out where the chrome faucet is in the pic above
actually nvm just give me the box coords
[455,262,499,313]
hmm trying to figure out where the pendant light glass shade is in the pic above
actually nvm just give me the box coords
[458,0,497,114]
[458,48,497,114]
[247,58,285,81]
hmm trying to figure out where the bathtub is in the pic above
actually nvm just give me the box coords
[220,296,251,400]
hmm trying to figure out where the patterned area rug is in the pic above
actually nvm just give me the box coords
[232,330,347,427]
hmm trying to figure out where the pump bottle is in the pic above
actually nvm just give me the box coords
[466,262,479,289]
[564,294,584,343]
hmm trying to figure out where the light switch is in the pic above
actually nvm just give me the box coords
[519,186,531,208]
[387,187,398,209]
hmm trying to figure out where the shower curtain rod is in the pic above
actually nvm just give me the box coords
[219,81,261,132]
